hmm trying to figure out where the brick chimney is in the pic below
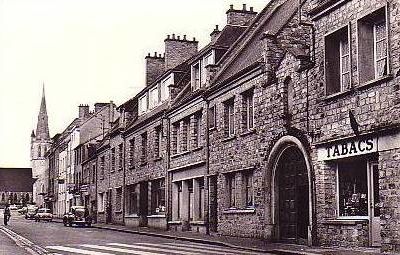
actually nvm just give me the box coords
[78,104,90,119]
[164,34,198,70]
[145,52,165,86]
[210,25,221,42]
[226,4,257,26]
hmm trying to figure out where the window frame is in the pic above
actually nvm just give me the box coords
[242,90,255,131]
[224,98,235,137]
[208,105,216,130]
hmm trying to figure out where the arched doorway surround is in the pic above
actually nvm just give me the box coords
[267,135,314,245]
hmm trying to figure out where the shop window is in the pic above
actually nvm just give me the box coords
[242,89,254,131]
[111,147,116,172]
[151,178,165,215]
[127,184,138,215]
[118,143,123,171]
[244,171,254,208]
[224,98,235,137]
[115,187,122,212]
[208,106,216,129]
[358,7,388,83]
[128,138,135,169]
[226,173,237,208]
[141,132,147,164]
[325,26,351,95]
[337,160,368,217]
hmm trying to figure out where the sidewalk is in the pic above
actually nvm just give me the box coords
[53,219,385,255]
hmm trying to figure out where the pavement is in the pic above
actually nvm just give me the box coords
[51,218,386,255]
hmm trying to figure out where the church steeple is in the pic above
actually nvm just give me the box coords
[35,84,50,140]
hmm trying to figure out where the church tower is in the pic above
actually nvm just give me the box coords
[31,85,52,205]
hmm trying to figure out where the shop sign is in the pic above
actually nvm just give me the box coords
[318,137,377,161]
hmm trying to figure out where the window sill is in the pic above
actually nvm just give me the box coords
[322,219,368,225]
[358,74,393,90]
[168,220,182,224]
[223,208,256,214]
[125,214,139,218]
[147,214,166,218]
[115,210,123,214]
[153,156,163,162]
[190,220,205,225]
[171,150,191,159]
[323,89,353,102]
[222,135,237,143]
[191,146,203,152]
[240,129,256,137]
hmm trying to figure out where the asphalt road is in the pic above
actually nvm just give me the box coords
[0,211,269,255]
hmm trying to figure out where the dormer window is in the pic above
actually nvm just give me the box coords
[149,85,160,109]
[192,62,201,90]
[161,74,173,101]
[139,93,148,115]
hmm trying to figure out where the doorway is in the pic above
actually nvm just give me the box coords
[368,162,381,247]
[277,146,309,244]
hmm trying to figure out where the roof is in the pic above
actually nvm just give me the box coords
[0,168,33,192]
[214,0,302,83]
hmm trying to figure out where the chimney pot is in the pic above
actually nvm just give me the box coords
[230,4,234,10]
[154,52,157,57]
[183,35,187,40]
[250,7,254,12]
[177,35,180,40]
[216,25,219,31]
[159,54,162,58]
[167,35,170,39]
[172,34,176,39]
[147,53,150,57]
[243,4,246,10]
[193,37,196,42]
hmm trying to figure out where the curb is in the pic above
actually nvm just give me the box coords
[0,226,49,255]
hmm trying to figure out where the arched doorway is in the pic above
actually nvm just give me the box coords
[277,146,309,244]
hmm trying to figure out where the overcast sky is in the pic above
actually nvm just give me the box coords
[0,0,266,168]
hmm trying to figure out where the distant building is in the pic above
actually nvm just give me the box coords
[0,168,33,206]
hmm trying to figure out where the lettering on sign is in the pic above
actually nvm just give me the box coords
[318,137,377,161]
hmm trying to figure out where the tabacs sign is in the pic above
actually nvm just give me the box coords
[318,137,377,161]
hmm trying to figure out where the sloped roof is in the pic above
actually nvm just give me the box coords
[0,168,33,192]
[214,0,302,83]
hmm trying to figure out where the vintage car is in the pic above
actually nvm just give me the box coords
[25,206,38,219]
[35,208,52,222]
[63,206,92,227]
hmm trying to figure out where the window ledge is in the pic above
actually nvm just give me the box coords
[115,210,123,214]
[190,221,205,225]
[322,219,368,225]
[323,89,353,102]
[168,221,182,224]
[171,150,191,159]
[223,208,256,214]
[191,146,203,152]
[222,135,237,143]
[147,214,166,218]
[125,214,139,218]
[240,129,256,137]
[153,156,163,162]
[358,75,393,90]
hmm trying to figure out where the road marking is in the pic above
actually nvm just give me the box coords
[46,246,114,255]
[165,242,266,255]
[81,244,163,255]
[131,242,239,255]
[107,242,203,255]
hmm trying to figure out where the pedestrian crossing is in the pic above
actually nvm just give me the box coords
[46,241,269,255]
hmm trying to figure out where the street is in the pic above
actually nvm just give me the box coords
[0,211,270,255]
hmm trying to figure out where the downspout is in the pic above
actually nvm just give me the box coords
[165,111,171,225]
[122,110,127,225]
[204,97,210,235]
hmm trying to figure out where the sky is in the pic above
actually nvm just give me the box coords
[0,0,267,168]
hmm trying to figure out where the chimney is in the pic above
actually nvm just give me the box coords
[94,103,109,113]
[78,104,90,119]
[210,25,221,42]
[164,34,198,70]
[145,52,165,86]
[226,4,257,26]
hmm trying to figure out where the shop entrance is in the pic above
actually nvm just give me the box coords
[277,146,309,244]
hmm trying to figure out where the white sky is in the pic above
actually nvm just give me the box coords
[0,0,267,168]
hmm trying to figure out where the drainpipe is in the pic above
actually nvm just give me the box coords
[204,97,210,235]
[164,113,171,225]
[122,110,127,225]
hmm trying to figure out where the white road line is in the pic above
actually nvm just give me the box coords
[131,242,239,255]
[81,244,163,255]
[46,246,114,255]
[107,243,204,255]
[166,242,265,255]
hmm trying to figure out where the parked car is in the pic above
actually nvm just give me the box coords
[63,206,92,227]
[9,204,18,210]
[35,208,52,222]
[17,207,27,215]
[25,206,38,219]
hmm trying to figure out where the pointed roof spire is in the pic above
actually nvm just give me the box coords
[35,83,50,140]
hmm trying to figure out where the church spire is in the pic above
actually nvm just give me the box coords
[35,83,50,140]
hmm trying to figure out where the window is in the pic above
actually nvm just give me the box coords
[151,179,165,215]
[127,184,138,215]
[98,193,104,212]
[91,165,96,183]
[111,148,116,172]
[38,145,41,158]
[181,118,190,151]
[141,132,147,164]
[193,114,202,148]
[128,138,135,169]
[177,182,182,219]
[118,143,123,171]
[171,122,179,154]
[242,90,254,131]
[115,187,122,212]
[244,171,254,207]
[100,156,105,179]
[227,174,236,208]
[139,94,148,114]
[192,62,201,90]
[154,126,162,158]
[161,74,173,101]
[338,160,368,217]
[325,26,350,95]
[202,51,214,87]
[149,85,160,109]
[198,178,205,219]
[208,106,216,129]
[358,7,388,83]
[224,98,235,137]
